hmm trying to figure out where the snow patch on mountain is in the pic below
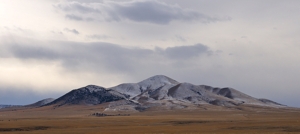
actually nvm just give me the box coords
[138,75,179,92]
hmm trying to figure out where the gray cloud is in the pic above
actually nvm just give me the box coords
[164,44,210,59]
[55,1,101,14]
[65,14,83,21]
[174,35,186,42]
[64,28,80,34]
[55,0,230,24]
[106,0,217,24]
[10,45,60,60]
[4,41,212,73]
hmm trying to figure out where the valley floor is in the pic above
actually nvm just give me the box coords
[0,105,300,134]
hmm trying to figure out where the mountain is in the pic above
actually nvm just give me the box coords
[45,75,285,112]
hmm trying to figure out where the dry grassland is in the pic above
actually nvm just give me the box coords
[0,105,299,134]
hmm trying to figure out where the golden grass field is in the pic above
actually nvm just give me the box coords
[0,105,300,134]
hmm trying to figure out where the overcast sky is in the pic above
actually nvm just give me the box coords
[1,0,300,107]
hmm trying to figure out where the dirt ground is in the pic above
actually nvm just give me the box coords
[0,105,299,134]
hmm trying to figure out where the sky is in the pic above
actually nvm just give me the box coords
[0,0,300,107]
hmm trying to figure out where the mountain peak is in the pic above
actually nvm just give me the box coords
[137,75,179,91]
[79,85,107,92]
[139,75,179,85]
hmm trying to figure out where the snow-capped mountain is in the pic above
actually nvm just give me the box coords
[46,75,285,111]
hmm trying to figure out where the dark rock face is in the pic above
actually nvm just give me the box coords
[47,85,125,106]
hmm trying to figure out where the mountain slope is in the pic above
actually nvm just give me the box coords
[199,85,282,107]
[25,98,55,107]
[47,85,126,107]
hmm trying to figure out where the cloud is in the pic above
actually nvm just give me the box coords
[54,0,230,24]
[86,34,110,40]
[3,40,212,73]
[164,44,210,59]
[65,14,83,21]
[64,28,80,34]
[1,26,35,36]
[55,1,101,13]
[174,35,186,42]
[10,45,60,60]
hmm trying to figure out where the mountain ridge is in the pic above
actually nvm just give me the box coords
[43,75,285,112]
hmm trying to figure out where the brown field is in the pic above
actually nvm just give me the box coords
[0,105,300,134]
